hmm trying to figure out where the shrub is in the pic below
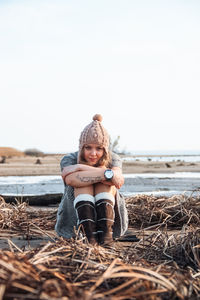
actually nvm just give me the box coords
[24,148,44,157]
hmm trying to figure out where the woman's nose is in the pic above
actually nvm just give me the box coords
[91,149,96,155]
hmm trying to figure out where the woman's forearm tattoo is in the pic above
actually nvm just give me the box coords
[76,174,102,183]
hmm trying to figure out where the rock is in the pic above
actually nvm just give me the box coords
[35,159,42,164]
[165,163,171,168]
[0,156,6,164]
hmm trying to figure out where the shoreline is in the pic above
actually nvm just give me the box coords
[1,155,200,176]
[1,172,200,201]
[1,155,200,199]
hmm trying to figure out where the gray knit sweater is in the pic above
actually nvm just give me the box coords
[55,151,128,239]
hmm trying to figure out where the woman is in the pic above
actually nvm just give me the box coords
[55,114,128,245]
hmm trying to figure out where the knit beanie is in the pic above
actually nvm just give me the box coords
[78,114,110,163]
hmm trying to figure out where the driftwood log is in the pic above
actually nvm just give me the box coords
[1,193,62,206]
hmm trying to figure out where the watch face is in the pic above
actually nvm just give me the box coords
[105,169,114,180]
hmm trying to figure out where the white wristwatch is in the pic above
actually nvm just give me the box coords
[104,169,114,181]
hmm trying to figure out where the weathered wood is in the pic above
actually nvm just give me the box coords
[1,193,62,206]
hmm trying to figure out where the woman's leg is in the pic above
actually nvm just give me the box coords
[74,185,97,244]
[74,185,94,197]
[94,183,116,197]
[94,183,116,245]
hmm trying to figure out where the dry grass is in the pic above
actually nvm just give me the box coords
[0,197,57,238]
[0,147,24,157]
[0,235,199,300]
[0,195,200,299]
[126,194,200,229]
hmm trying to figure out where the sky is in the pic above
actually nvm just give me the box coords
[1,0,200,154]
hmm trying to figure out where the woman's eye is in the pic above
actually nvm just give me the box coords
[97,147,103,151]
[85,146,91,150]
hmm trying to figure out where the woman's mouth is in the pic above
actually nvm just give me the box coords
[89,158,97,161]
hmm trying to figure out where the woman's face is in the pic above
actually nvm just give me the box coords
[83,144,104,166]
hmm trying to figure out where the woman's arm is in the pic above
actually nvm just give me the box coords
[64,165,124,189]
[64,168,106,187]
[108,152,124,189]
[111,167,124,189]
[102,167,124,189]
[61,164,99,181]
[61,151,124,189]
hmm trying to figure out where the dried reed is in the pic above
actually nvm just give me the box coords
[0,195,200,299]
[0,236,199,299]
[126,194,200,229]
[0,197,57,238]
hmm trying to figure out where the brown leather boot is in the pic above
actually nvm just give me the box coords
[74,194,97,245]
[95,193,115,246]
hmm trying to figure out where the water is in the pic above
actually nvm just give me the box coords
[120,173,200,197]
[128,150,200,156]
[123,173,200,178]
[0,175,63,196]
[122,156,200,162]
[0,173,200,197]
[122,150,200,162]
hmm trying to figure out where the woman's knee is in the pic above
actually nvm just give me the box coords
[94,183,116,197]
[74,185,94,197]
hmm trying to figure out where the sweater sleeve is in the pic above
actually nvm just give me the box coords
[60,152,78,171]
[111,152,122,169]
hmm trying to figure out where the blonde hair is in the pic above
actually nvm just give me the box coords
[79,147,111,168]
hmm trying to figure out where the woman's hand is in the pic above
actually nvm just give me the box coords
[62,165,80,180]
[98,165,107,170]
[101,167,124,189]
[111,167,124,189]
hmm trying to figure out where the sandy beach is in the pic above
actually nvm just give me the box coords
[1,154,200,176]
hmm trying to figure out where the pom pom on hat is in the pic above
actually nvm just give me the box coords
[93,114,103,122]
